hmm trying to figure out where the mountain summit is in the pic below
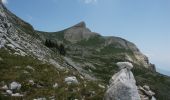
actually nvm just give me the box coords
[73,21,86,28]
[0,3,170,100]
[63,21,99,43]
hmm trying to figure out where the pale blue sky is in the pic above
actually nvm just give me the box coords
[4,0,170,75]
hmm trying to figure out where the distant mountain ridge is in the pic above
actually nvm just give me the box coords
[38,21,156,71]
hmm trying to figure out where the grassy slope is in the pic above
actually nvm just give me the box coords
[132,65,170,100]
[0,49,105,100]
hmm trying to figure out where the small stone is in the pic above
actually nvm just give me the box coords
[49,96,55,99]
[26,65,35,71]
[6,90,12,95]
[53,83,58,88]
[65,76,78,85]
[148,90,155,96]
[11,93,23,97]
[98,84,105,89]
[23,70,29,74]
[29,80,35,85]
[2,85,8,90]
[143,85,150,91]
[80,75,84,79]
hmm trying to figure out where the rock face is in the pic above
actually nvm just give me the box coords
[104,62,141,100]
[0,2,63,69]
[104,36,154,70]
[64,21,99,43]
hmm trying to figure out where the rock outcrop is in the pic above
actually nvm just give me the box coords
[0,2,63,69]
[138,85,156,100]
[64,21,99,43]
[104,62,141,100]
[9,82,21,90]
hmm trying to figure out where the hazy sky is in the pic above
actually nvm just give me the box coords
[4,0,170,75]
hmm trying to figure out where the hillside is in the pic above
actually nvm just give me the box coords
[37,21,156,81]
[0,1,170,100]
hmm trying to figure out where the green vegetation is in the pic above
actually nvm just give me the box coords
[100,44,133,55]
[77,35,105,47]
[52,30,65,40]
[44,40,66,56]
[0,49,105,100]
[40,30,65,41]
[132,64,170,100]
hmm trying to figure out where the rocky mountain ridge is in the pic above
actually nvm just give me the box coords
[38,21,156,76]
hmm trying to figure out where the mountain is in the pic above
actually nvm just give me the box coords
[37,21,156,80]
[0,1,170,100]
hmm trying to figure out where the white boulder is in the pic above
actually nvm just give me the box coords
[9,81,21,90]
[65,76,78,85]
[2,85,8,90]
[104,62,141,100]
[116,62,133,70]
[6,90,12,95]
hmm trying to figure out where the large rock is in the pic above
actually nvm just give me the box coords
[104,62,141,100]
[64,76,79,85]
[9,82,21,90]
[116,62,133,70]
